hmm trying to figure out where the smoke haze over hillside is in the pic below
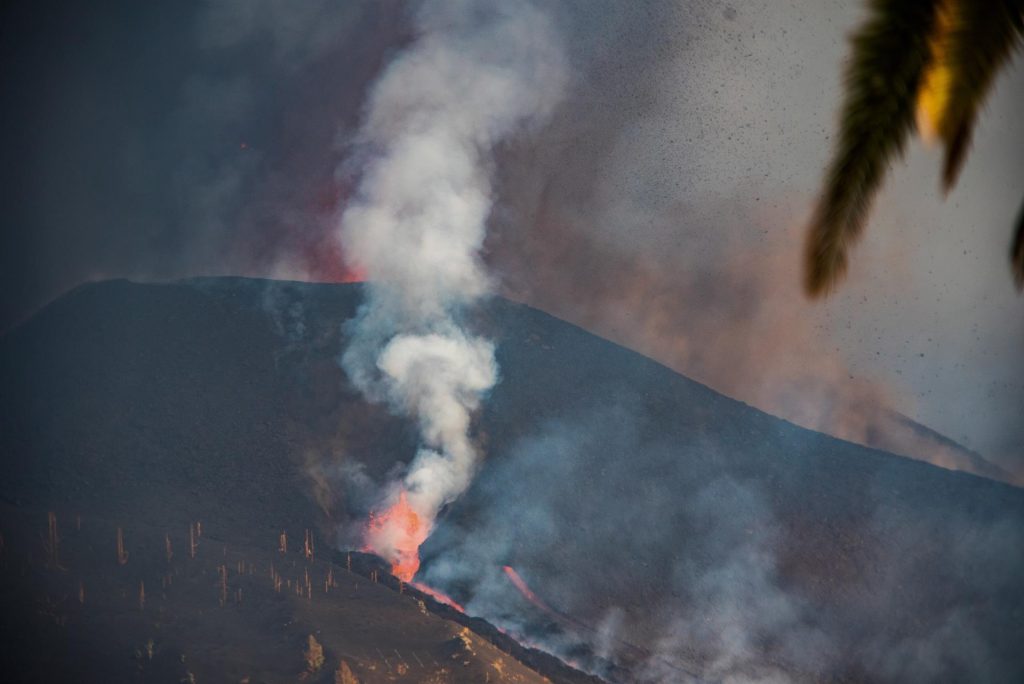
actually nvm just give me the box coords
[1,0,1021,472]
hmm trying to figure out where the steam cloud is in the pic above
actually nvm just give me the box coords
[336,0,566,571]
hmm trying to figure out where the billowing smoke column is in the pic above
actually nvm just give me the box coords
[336,0,566,581]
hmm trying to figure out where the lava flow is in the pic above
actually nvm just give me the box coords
[503,566,556,614]
[411,581,466,612]
[363,490,430,582]
[362,490,467,612]
[503,566,599,638]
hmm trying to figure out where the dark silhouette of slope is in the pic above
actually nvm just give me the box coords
[0,279,600,683]
[1,277,1022,682]
[867,409,1016,484]
[0,502,569,684]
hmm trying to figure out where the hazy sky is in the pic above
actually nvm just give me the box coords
[1,0,1021,470]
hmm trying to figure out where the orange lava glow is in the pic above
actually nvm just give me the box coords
[411,582,466,613]
[364,490,429,582]
[340,263,367,283]
[502,565,554,614]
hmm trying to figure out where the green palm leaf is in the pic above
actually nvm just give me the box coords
[804,0,940,297]
[924,0,1024,191]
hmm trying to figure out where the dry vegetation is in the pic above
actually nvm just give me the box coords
[0,503,584,683]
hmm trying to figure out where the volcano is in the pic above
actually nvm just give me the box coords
[2,277,1022,682]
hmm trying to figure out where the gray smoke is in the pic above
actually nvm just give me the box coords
[417,398,1024,682]
[336,0,567,566]
[7,1,1019,476]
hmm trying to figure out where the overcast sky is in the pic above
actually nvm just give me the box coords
[1,0,1021,472]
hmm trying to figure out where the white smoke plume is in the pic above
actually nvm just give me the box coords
[336,0,567,573]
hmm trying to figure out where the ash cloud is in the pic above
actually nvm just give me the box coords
[483,1,1024,476]
[3,0,1020,473]
[0,0,403,327]
[417,399,1024,681]
[488,200,1016,482]
[335,0,567,566]
[418,405,833,681]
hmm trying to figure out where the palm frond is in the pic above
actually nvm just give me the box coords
[915,0,956,141]
[1012,194,1024,290]
[941,118,973,191]
[919,0,1024,192]
[804,0,941,297]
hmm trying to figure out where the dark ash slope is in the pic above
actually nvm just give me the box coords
[2,277,1021,683]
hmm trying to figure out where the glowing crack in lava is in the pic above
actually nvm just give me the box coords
[363,490,429,582]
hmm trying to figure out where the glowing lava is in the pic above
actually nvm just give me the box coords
[502,565,555,614]
[412,582,466,613]
[361,491,467,612]
[364,490,430,582]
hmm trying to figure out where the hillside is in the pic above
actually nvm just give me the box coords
[2,277,1022,682]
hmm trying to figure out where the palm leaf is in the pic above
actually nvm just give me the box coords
[918,0,1024,192]
[1013,194,1024,290]
[804,0,941,297]
[940,118,974,192]
[915,0,956,142]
